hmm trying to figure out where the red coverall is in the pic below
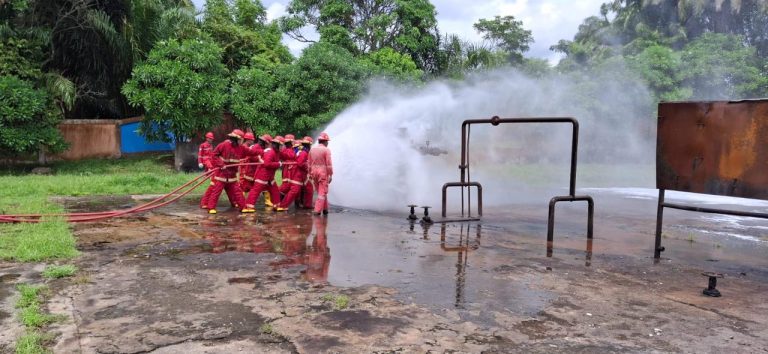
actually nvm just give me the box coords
[309,144,333,213]
[278,147,309,208]
[198,141,215,208]
[278,146,296,195]
[206,140,248,210]
[245,147,281,209]
[239,144,263,193]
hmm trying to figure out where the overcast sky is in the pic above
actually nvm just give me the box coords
[190,0,605,63]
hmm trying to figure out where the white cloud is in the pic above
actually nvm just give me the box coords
[265,2,286,21]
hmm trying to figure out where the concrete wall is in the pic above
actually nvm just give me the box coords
[57,119,121,160]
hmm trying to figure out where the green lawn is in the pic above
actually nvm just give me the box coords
[0,155,198,262]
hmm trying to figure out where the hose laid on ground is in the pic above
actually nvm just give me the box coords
[0,162,293,224]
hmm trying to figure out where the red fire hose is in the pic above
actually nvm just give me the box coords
[0,162,292,224]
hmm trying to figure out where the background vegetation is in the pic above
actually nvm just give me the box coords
[2,0,767,158]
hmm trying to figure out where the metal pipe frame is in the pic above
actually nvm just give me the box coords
[547,194,594,247]
[654,188,768,258]
[441,182,483,217]
[442,116,594,245]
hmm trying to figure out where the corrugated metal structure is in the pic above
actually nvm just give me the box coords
[657,100,768,200]
[654,100,768,259]
[118,117,174,154]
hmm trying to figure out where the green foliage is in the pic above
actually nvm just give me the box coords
[233,42,370,135]
[679,33,767,99]
[42,264,77,279]
[362,47,423,82]
[283,43,369,133]
[15,330,49,354]
[282,0,440,72]
[473,15,533,64]
[0,76,67,157]
[0,36,45,81]
[627,44,690,101]
[231,65,287,134]
[122,38,229,142]
[203,0,291,72]
[15,284,59,328]
[234,0,267,29]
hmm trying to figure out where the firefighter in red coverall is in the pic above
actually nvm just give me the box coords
[198,132,215,209]
[277,136,310,211]
[278,134,297,197]
[244,134,283,212]
[305,216,330,282]
[206,129,249,214]
[309,132,332,215]
[299,136,314,209]
[239,132,259,193]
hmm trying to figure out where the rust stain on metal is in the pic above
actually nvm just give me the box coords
[657,100,768,200]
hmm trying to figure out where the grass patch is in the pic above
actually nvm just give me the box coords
[14,284,58,354]
[42,265,77,279]
[320,293,350,310]
[15,284,60,328]
[15,330,50,354]
[259,323,273,334]
[0,155,197,262]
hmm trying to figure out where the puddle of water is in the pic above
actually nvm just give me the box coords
[66,189,768,323]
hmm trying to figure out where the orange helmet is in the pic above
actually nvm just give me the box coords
[284,134,295,142]
[318,132,330,141]
[274,136,285,144]
[302,136,313,144]
[205,132,214,139]
[228,129,244,138]
[259,134,273,143]
[243,132,255,141]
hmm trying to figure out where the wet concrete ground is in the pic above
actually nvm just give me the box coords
[1,189,767,353]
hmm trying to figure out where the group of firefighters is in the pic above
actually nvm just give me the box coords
[197,129,333,216]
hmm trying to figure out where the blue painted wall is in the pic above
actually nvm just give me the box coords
[120,121,175,154]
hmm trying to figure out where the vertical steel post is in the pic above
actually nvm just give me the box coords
[654,189,666,259]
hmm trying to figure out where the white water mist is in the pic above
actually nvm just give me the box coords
[325,66,656,212]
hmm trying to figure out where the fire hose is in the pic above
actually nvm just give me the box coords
[0,162,295,224]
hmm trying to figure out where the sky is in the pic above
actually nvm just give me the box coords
[190,0,606,63]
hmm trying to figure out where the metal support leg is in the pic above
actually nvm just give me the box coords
[654,189,666,259]
[547,195,594,257]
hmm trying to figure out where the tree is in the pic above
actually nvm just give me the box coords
[230,64,288,134]
[280,0,440,72]
[362,47,423,82]
[202,0,293,72]
[679,33,767,99]
[16,0,197,119]
[0,75,68,157]
[473,15,533,64]
[121,38,229,142]
[284,43,370,133]
[627,44,690,101]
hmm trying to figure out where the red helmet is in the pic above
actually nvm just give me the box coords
[205,132,214,139]
[258,134,273,143]
[302,136,313,144]
[243,132,255,141]
[228,129,244,138]
[284,134,295,142]
[274,136,285,144]
[318,132,330,141]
